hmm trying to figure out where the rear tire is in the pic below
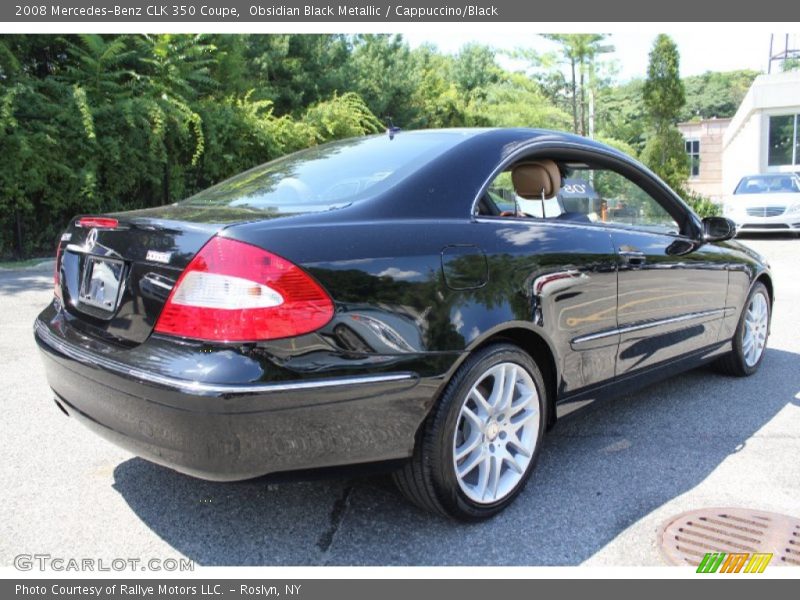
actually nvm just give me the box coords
[715,282,770,376]
[393,343,547,520]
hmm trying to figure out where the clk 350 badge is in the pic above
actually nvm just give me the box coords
[145,250,171,264]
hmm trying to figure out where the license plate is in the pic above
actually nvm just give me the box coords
[79,257,125,312]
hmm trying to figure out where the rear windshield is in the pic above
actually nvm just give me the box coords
[734,175,800,194]
[180,132,470,213]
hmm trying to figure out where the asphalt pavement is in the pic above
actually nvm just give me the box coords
[1,235,798,567]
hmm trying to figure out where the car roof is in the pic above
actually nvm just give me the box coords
[226,127,650,231]
[404,127,614,148]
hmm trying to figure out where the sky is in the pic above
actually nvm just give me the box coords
[403,29,788,82]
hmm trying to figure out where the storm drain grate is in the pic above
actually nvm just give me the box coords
[658,507,800,567]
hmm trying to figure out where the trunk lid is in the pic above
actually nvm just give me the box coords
[56,204,273,345]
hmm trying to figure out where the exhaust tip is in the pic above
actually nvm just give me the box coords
[53,397,69,417]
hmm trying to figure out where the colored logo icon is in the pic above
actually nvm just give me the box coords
[696,552,773,573]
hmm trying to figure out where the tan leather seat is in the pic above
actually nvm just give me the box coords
[511,160,561,199]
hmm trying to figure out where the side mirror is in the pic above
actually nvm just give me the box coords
[702,216,736,242]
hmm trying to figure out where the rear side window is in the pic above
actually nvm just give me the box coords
[180,133,468,214]
[480,160,679,235]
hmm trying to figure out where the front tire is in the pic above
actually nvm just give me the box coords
[393,343,547,520]
[715,282,771,376]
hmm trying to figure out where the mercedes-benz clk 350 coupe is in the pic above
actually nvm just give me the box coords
[35,129,773,520]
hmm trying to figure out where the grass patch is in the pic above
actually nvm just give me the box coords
[0,257,52,270]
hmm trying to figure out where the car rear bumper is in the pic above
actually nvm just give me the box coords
[34,318,443,481]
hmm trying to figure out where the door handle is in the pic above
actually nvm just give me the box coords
[618,247,646,266]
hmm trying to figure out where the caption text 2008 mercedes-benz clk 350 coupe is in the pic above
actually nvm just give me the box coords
[35,128,773,519]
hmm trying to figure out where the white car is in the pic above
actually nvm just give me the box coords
[724,173,800,235]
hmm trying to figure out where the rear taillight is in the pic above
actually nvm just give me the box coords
[76,216,119,229]
[154,236,334,342]
[54,242,63,301]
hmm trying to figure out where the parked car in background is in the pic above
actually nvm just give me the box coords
[724,173,800,235]
[35,128,773,520]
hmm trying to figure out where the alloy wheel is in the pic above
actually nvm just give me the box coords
[742,290,769,367]
[452,362,540,504]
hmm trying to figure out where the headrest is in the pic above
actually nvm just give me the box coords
[511,160,561,199]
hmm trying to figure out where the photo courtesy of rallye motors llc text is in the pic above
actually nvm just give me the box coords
[15,584,302,597]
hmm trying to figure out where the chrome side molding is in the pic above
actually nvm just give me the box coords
[571,308,728,346]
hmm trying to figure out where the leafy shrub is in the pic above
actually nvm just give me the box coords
[684,190,722,218]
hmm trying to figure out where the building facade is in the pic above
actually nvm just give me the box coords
[722,70,800,197]
[677,118,731,202]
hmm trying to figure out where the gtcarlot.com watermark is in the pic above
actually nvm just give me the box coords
[14,553,194,572]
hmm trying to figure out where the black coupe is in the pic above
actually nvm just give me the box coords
[35,128,773,519]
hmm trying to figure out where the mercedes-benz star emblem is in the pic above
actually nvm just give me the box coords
[85,228,98,250]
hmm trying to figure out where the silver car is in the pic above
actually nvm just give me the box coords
[724,173,800,235]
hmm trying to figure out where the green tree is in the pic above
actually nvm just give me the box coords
[243,35,351,114]
[641,34,689,194]
[541,34,613,136]
[595,79,648,153]
[60,35,138,103]
[531,69,572,118]
[464,73,572,129]
[643,34,685,129]
[781,57,800,71]
[301,92,383,142]
[640,128,690,192]
[451,43,501,96]
[348,34,418,126]
[0,35,94,256]
[0,34,393,257]
[406,44,465,128]
[681,70,758,121]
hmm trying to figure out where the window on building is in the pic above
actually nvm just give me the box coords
[796,120,800,167]
[768,114,798,166]
[685,139,700,177]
